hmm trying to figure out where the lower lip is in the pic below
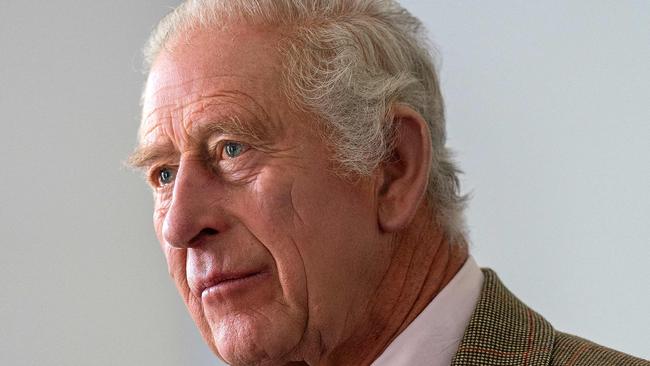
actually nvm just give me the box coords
[201,272,269,302]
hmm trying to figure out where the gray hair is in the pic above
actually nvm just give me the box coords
[144,0,467,241]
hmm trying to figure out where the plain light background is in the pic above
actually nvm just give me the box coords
[1,1,647,365]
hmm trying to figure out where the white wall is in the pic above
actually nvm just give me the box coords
[0,1,209,365]
[400,0,649,360]
[1,1,647,365]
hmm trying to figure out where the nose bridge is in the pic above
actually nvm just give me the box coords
[162,158,219,248]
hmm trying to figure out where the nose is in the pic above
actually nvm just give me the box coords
[162,159,222,248]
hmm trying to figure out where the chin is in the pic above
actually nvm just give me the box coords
[206,308,308,366]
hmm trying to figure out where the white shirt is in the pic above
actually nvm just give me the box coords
[371,256,484,366]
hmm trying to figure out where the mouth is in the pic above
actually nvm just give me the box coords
[200,271,268,301]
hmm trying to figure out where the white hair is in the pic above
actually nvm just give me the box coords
[144,0,467,241]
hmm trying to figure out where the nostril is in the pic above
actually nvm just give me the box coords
[201,228,218,236]
[188,228,219,246]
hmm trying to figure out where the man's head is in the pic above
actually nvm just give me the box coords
[129,1,466,364]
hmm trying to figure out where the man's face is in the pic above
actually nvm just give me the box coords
[136,26,393,364]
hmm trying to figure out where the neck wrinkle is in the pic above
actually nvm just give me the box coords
[322,215,469,366]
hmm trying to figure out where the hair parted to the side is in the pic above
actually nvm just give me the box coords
[143,0,468,241]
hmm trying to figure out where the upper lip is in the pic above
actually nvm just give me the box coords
[194,270,263,298]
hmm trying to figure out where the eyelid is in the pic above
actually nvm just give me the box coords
[148,164,177,189]
[223,140,249,157]
[208,138,251,158]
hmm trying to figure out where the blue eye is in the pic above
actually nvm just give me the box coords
[158,167,175,185]
[223,141,245,158]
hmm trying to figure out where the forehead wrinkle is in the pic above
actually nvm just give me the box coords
[180,92,283,144]
[139,106,186,157]
[141,101,185,126]
[144,74,252,104]
[136,113,191,168]
[139,65,292,164]
[192,115,265,147]
[142,76,254,128]
[226,91,282,139]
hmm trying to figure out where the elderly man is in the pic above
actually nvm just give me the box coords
[129,1,648,365]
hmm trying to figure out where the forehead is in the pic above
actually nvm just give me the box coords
[140,25,287,144]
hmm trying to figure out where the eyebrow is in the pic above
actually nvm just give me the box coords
[127,139,177,170]
[127,115,273,170]
[194,114,269,144]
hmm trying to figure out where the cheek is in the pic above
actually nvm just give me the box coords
[246,169,364,302]
[163,245,188,296]
[152,190,172,235]
[151,191,222,356]
[236,173,310,307]
[163,243,218,355]
[275,173,382,308]
[151,191,194,309]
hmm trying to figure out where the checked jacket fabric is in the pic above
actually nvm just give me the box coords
[450,269,649,366]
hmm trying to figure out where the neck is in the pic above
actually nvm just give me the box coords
[323,213,469,366]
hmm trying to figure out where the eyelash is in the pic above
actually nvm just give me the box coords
[149,141,250,188]
[149,165,177,188]
[219,140,249,159]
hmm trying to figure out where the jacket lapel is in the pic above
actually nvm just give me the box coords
[451,269,555,366]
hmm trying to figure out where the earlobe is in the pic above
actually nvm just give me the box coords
[377,105,432,232]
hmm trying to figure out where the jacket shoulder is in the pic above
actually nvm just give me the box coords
[550,331,649,366]
[452,269,649,366]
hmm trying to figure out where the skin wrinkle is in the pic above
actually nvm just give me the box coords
[232,229,307,364]
[240,307,277,360]
[168,102,260,148]
[205,178,231,216]
[145,0,468,232]
[380,235,420,311]
[167,245,221,356]
[287,236,315,364]
[328,213,458,366]
[183,91,281,138]
[140,108,174,137]
[239,204,310,361]
[338,303,356,358]
[146,30,324,362]
[129,142,178,175]
[411,236,446,307]
[136,24,469,366]
[288,180,306,227]
[141,73,256,109]
[135,81,285,173]
[364,237,421,350]
[216,158,259,187]
[133,116,277,190]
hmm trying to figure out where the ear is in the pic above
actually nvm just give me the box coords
[377,104,432,232]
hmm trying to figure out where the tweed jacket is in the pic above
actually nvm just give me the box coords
[450,269,649,366]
